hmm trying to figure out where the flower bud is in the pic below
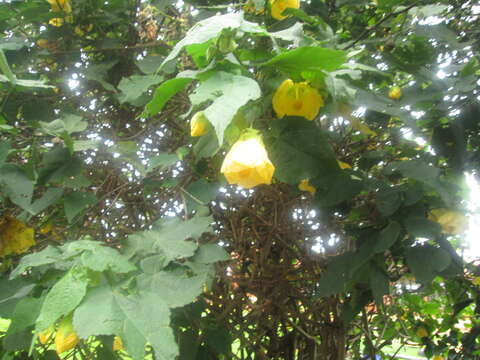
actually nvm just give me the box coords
[388,86,402,100]
[190,111,210,137]
[298,179,316,195]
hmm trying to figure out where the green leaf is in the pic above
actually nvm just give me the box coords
[144,77,193,117]
[0,140,10,166]
[137,268,206,308]
[36,266,89,331]
[0,164,34,210]
[37,147,82,185]
[74,286,177,360]
[269,118,339,184]
[64,192,97,223]
[369,266,389,304]
[190,72,261,145]
[40,114,87,136]
[404,216,442,238]
[192,244,230,264]
[10,246,63,279]
[5,297,42,336]
[147,152,178,173]
[84,61,117,92]
[117,74,164,104]
[160,13,263,69]
[373,221,402,253]
[406,245,451,283]
[0,279,35,317]
[193,130,220,158]
[28,188,63,215]
[262,47,346,76]
[126,215,212,262]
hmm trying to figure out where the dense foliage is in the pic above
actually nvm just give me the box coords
[0,0,479,359]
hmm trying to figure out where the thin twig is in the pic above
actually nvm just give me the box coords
[286,318,321,345]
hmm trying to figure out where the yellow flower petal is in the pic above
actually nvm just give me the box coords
[190,111,210,137]
[47,0,72,13]
[298,179,316,195]
[416,327,428,338]
[270,0,300,20]
[113,336,124,351]
[0,216,35,257]
[338,160,351,169]
[429,208,467,235]
[221,135,275,189]
[49,18,64,27]
[38,326,55,345]
[55,317,79,355]
[272,79,324,120]
[388,86,402,100]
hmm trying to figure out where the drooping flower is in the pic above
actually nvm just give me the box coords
[38,326,55,345]
[220,130,275,189]
[55,316,79,355]
[270,0,300,20]
[46,0,72,13]
[190,111,210,137]
[113,336,124,351]
[298,179,316,195]
[429,208,467,235]
[388,86,402,100]
[272,79,324,120]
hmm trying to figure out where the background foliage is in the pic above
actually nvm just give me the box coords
[0,0,479,359]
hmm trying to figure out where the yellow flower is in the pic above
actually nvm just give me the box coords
[432,356,444,360]
[338,160,351,169]
[38,326,55,345]
[473,277,480,286]
[190,111,210,137]
[47,0,72,13]
[220,131,275,189]
[270,0,300,20]
[298,179,316,195]
[49,18,64,27]
[113,336,124,351]
[272,79,324,120]
[429,208,467,235]
[55,317,79,355]
[388,86,402,100]
[416,327,428,338]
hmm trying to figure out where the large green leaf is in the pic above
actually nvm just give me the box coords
[74,285,177,360]
[5,297,43,336]
[126,215,212,262]
[36,266,89,331]
[262,47,347,76]
[0,164,34,210]
[117,74,164,104]
[373,221,402,253]
[190,71,261,145]
[269,118,340,184]
[144,77,193,117]
[63,191,98,223]
[406,245,451,283]
[10,246,63,279]
[160,13,263,69]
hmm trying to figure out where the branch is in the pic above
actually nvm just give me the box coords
[345,2,420,50]
[51,40,171,55]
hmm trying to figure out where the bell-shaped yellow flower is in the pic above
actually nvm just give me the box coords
[113,336,124,351]
[298,179,316,195]
[221,131,275,189]
[38,326,55,345]
[338,160,351,169]
[429,208,467,235]
[272,79,324,120]
[55,317,79,355]
[190,111,210,137]
[47,0,72,13]
[49,18,64,27]
[270,0,300,20]
[388,86,402,100]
